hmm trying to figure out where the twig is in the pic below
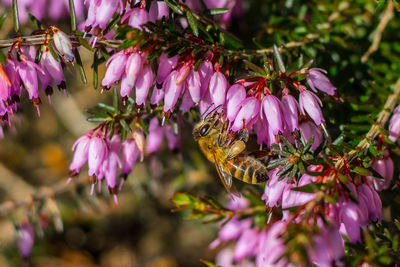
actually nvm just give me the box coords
[0,175,89,217]
[361,0,394,63]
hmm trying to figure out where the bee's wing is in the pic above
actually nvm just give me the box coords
[212,154,240,197]
[247,149,271,160]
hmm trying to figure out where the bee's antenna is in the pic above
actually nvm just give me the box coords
[201,103,214,118]
[205,104,223,118]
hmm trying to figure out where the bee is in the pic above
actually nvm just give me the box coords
[193,112,270,195]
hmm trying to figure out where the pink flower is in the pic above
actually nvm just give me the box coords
[186,69,201,103]
[261,94,284,135]
[310,226,344,266]
[16,222,34,259]
[165,124,180,152]
[125,52,143,89]
[132,129,145,162]
[198,60,213,97]
[122,8,149,29]
[102,51,128,89]
[88,136,108,177]
[209,71,228,108]
[231,97,260,132]
[0,64,11,101]
[156,53,178,84]
[299,121,323,150]
[234,228,259,261]
[69,134,91,174]
[41,49,65,86]
[53,28,74,62]
[95,0,119,29]
[121,139,139,177]
[282,173,316,209]
[368,155,394,191]
[339,202,361,243]
[225,84,246,123]
[146,118,164,154]
[256,221,287,267]
[135,65,154,107]
[17,58,44,100]
[150,87,165,106]
[281,94,300,133]
[163,71,184,113]
[299,90,325,125]
[219,217,252,242]
[149,1,169,22]
[389,111,400,142]
[179,90,195,113]
[307,68,336,96]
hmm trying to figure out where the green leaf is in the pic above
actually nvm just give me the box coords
[164,0,183,15]
[28,13,43,29]
[12,0,19,33]
[209,8,229,15]
[87,117,107,123]
[291,183,317,193]
[351,166,371,176]
[73,49,87,84]
[98,103,116,113]
[186,11,199,37]
[277,163,294,180]
[92,50,99,89]
[120,119,132,133]
[0,50,6,65]
[48,42,60,62]
[68,0,77,31]
[273,44,286,73]
[78,37,94,52]
[200,259,218,267]
[113,88,119,110]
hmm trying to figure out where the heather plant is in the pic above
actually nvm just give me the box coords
[0,0,400,266]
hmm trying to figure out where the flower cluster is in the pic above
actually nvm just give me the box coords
[0,27,73,133]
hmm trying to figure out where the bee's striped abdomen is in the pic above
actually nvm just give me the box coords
[226,155,269,184]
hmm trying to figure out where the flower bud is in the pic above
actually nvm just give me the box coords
[17,222,34,260]
[102,51,128,88]
[209,71,228,108]
[41,49,65,86]
[163,71,184,113]
[123,8,149,29]
[261,95,284,135]
[225,84,246,123]
[281,94,300,133]
[125,52,143,89]
[88,136,108,177]
[339,202,361,243]
[186,69,201,103]
[95,0,118,29]
[69,134,91,174]
[389,112,400,142]
[299,90,325,125]
[135,65,153,107]
[156,53,178,84]
[198,60,213,97]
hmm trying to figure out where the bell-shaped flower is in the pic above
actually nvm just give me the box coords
[389,112,400,142]
[299,121,323,150]
[209,71,228,108]
[88,136,108,177]
[261,94,284,135]
[120,74,132,98]
[121,139,139,177]
[231,97,260,132]
[156,53,178,84]
[163,71,184,113]
[198,60,213,97]
[102,51,128,88]
[104,150,122,191]
[146,118,164,154]
[368,156,393,191]
[69,134,91,174]
[135,65,154,107]
[357,184,381,222]
[186,69,201,103]
[53,28,74,62]
[234,228,259,262]
[41,49,65,86]
[254,118,269,147]
[149,1,169,22]
[282,173,316,209]
[95,0,118,29]
[16,222,35,260]
[176,64,191,86]
[125,52,143,89]
[179,89,195,113]
[17,59,45,100]
[263,169,288,207]
[150,87,165,106]
[132,129,145,161]
[225,84,246,123]
[122,7,149,29]
[165,124,180,152]
[0,64,11,101]
[256,221,287,267]
[299,90,325,125]
[307,68,336,96]
[4,59,20,98]
[219,217,252,242]
[281,94,300,133]
[339,202,361,243]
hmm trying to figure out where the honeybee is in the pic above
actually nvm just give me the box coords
[193,112,270,195]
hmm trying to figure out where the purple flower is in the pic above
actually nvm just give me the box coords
[219,217,252,242]
[125,52,143,89]
[0,64,11,101]
[156,53,178,84]
[95,0,118,29]
[121,139,139,177]
[299,90,325,125]
[69,134,91,174]
[368,155,394,191]
[176,64,191,85]
[256,221,287,267]
[231,97,260,132]
[88,136,108,177]
[186,69,201,103]
[281,94,300,133]
[307,68,336,95]
[132,129,145,162]
[299,121,323,150]
[102,51,128,89]
[389,112,400,142]
[234,227,259,261]
[103,136,121,192]
[41,49,65,86]
[163,71,184,113]
[263,169,288,207]
[17,58,44,100]
[146,118,164,154]
[179,90,195,113]
[122,7,149,29]
[310,226,344,266]
[225,84,246,123]
[149,1,169,22]
[165,124,180,151]
[150,87,165,106]
[282,173,316,209]
[198,60,213,98]
[16,222,34,259]
[261,94,284,136]
[358,184,381,222]
[135,65,154,107]
[209,71,228,108]
[339,201,361,243]
[254,118,269,147]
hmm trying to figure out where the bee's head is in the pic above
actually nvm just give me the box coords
[192,116,219,141]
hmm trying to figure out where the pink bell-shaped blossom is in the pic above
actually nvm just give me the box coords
[150,87,165,106]
[299,121,323,150]
[186,69,201,103]
[282,173,316,209]
[310,226,344,266]
[209,71,228,108]
[299,90,325,125]
[146,118,164,154]
[120,74,132,98]
[53,28,74,62]
[103,135,121,190]
[261,94,284,136]
[88,136,108,177]
[156,53,178,84]
[0,64,11,101]
[231,97,260,132]
[4,59,20,98]
[262,169,288,207]
[389,111,400,142]
[225,84,246,123]
[102,51,128,88]
[281,94,300,133]
[254,118,269,147]
[121,139,139,177]
[95,0,118,29]
[256,221,287,267]
[125,52,143,89]
[179,90,195,113]
[368,155,394,191]
[219,217,252,243]
[358,184,381,222]
[165,124,180,152]
[307,68,336,95]
[69,134,91,174]
[234,227,259,262]
[149,1,169,21]
[41,49,65,86]
[135,65,154,107]
[198,60,213,98]
[176,64,191,85]
[16,222,35,260]
[17,58,45,100]
[163,71,184,113]
[132,129,145,161]
[123,7,149,29]
[339,201,361,243]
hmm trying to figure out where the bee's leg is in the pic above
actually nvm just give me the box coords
[226,140,246,160]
